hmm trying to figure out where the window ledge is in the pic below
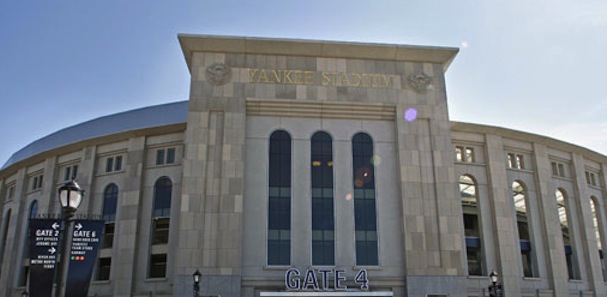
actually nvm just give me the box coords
[264,265,291,270]
[522,277,542,281]
[145,277,168,283]
[466,275,487,280]
[91,280,111,285]
[568,279,584,283]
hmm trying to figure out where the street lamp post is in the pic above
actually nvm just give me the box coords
[488,270,503,297]
[53,180,84,297]
[193,269,201,297]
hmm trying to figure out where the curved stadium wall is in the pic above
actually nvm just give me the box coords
[0,35,606,297]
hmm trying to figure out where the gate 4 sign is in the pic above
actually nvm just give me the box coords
[65,219,104,297]
[29,219,62,297]
[285,268,369,291]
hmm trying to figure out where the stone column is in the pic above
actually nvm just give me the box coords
[484,134,521,295]
[571,153,606,296]
[532,143,568,296]
[112,136,146,297]
[176,52,246,297]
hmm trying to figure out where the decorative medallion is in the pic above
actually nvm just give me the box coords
[407,72,433,94]
[205,63,232,86]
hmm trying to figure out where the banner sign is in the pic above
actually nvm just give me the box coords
[28,219,61,297]
[64,220,104,297]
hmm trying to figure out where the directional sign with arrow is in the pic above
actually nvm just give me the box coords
[29,218,62,297]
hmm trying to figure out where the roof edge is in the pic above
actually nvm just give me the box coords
[178,34,459,73]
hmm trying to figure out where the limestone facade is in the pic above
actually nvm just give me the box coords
[0,36,605,297]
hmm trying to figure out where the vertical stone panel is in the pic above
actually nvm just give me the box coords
[532,143,569,296]
[484,134,521,295]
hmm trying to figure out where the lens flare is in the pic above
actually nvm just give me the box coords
[404,108,417,122]
[345,193,353,201]
[461,40,469,48]
[371,155,381,165]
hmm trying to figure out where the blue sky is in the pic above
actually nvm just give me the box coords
[1,0,606,166]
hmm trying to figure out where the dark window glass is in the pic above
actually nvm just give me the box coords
[461,175,483,276]
[96,257,111,280]
[102,184,118,222]
[102,183,117,249]
[64,167,71,181]
[30,200,38,219]
[148,254,167,278]
[103,223,115,249]
[557,189,579,279]
[156,149,165,165]
[166,148,176,164]
[106,158,114,172]
[268,130,291,265]
[115,156,122,171]
[152,177,172,246]
[311,131,334,265]
[153,177,172,218]
[0,209,12,278]
[353,133,378,265]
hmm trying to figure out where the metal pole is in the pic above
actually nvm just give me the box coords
[53,211,73,297]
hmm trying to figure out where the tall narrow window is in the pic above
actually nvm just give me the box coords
[149,177,172,278]
[98,184,118,281]
[512,181,535,277]
[590,197,606,281]
[556,189,579,279]
[268,130,291,265]
[352,133,378,266]
[0,209,11,279]
[20,201,38,286]
[311,131,334,265]
[460,175,483,276]
[102,184,118,249]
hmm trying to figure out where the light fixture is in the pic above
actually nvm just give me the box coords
[58,180,84,217]
[54,180,85,297]
[489,270,498,284]
[193,269,201,297]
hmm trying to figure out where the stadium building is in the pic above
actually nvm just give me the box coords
[1,35,607,297]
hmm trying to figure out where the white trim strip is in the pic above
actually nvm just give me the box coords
[260,292,393,297]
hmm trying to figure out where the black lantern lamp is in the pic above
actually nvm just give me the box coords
[193,269,202,297]
[54,180,85,297]
[489,270,498,285]
[58,180,84,219]
[488,270,503,297]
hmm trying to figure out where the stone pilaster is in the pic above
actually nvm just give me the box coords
[572,153,606,296]
[176,52,245,297]
[112,136,146,297]
[484,134,521,295]
[532,143,569,296]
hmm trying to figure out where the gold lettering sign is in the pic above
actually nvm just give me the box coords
[248,68,394,88]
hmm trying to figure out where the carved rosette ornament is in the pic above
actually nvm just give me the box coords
[205,63,232,86]
[407,72,433,94]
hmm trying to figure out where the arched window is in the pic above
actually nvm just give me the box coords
[268,130,291,265]
[311,131,334,265]
[30,200,38,219]
[460,175,483,276]
[352,132,378,266]
[590,197,606,281]
[20,201,38,286]
[512,181,535,277]
[0,209,11,279]
[149,177,172,278]
[556,188,579,279]
[97,184,118,281]
[102,184,118,248]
